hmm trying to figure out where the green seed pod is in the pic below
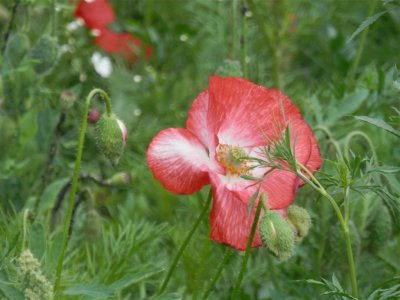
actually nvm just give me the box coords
[287,205,312,242]
[4,32,30,69]
[366,204,392,253]
[105,172,131,186]
[27,35,59,75]
[95,113,127,166]
[259,211,295,261]
[329,221,360,266]
[215,59,243,77]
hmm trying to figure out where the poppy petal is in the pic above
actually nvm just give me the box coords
[147,128,211,194]
[75,0,115,30]
[209,174,262,251]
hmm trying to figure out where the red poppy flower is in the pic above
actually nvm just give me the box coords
[146,76,321,251]
[74,0,115,30]
[95,29,152,63]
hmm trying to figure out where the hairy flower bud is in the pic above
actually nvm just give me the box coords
[329,221,360,266]
[95,113,127,165]
[259,211,295,261]
[287,205,312,241]
[17,249,53,300]
[84,209,102,242]
[366,204,392,253]
[106,172,131,186]
[27,35,59,75]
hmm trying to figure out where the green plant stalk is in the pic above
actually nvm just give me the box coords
[315,126,343,159]
[348,0,377,86]
[230,197,263,300]
[344,130,378,163]
[246,0,281,89]
[296,163,359,298]
[201,247,233,300]
[158,190,212,295]
[54,89,112,292]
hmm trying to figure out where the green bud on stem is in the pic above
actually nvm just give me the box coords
[259,211,295,261]
[287,205,312,241]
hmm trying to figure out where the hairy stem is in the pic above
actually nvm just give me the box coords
[158,190,212,295]
[53,89,113,293]
[230,197,263,299]
[201,247,233,300]
[344,130,378,163]
[296,163,359,298]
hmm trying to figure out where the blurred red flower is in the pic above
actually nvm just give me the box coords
[146,76,321,251]
[74,0,152,63]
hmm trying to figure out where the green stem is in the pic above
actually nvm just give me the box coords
[53,89,112,293]
[347,0,377,87]
[201,247,233,300]
[315,126,343,159]
[158,190,213,295]
[230,197,263,299]
[296,163,359,298]
[20,209,29,253]
[344,130,378,164]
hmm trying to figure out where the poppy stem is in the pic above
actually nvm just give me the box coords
[295,163,359,298]
[201,247,233,300]
[53,89,113,293]
[230,196,263,299]
[158,190,213,295]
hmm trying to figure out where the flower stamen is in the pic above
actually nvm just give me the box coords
[216,144,250,176]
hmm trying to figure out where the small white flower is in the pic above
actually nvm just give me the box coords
[179,34,189,42]
[66,19,84,31]
[133,108,142,117]
[133,75,142,83]
[91,52,113,78]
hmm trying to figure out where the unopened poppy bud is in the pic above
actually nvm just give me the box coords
[259,211,295,261]
[87,109,101,123]
[366,205,392,253]
[106,172,131,186]
[287,205,311,241]
[329,221,360,265]
[95,113,127,165]
[28,35,59,75]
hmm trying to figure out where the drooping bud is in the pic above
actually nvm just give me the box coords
[366,204,392,253]
[17,249,53,300]
[87,109,101,123]
[287,205,312,241]
[95,113,127,165]
[105,172,131,186]
[27,35,59,75]
[259,211,295,261]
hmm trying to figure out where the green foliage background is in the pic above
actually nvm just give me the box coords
[0,0,399,299]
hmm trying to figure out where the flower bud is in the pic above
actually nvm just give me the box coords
[259,211,295,261]
[95,113,127,165]
[286,205,311,241]
[329,221,360,265]
[105,172,131,186]
[87,109,101,123]
[27,35,59,75]
[84,209,102,242]
[366,204,392,253]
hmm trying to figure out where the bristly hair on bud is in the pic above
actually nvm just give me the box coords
[259,211,295,261]
[286,205,312,242]
[95,113,127,166]
[17,249,53,300]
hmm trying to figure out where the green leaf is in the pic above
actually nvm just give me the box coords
[355,116,400,137]
[346,10,388,44]
[29,222,46,261]
[39,177,70,213]
[63,284,114,298]
[109,266,164,291]
[368,166,400,174]
[0,270,24,300]
[247,187,260,213]
[150,293,182,300]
